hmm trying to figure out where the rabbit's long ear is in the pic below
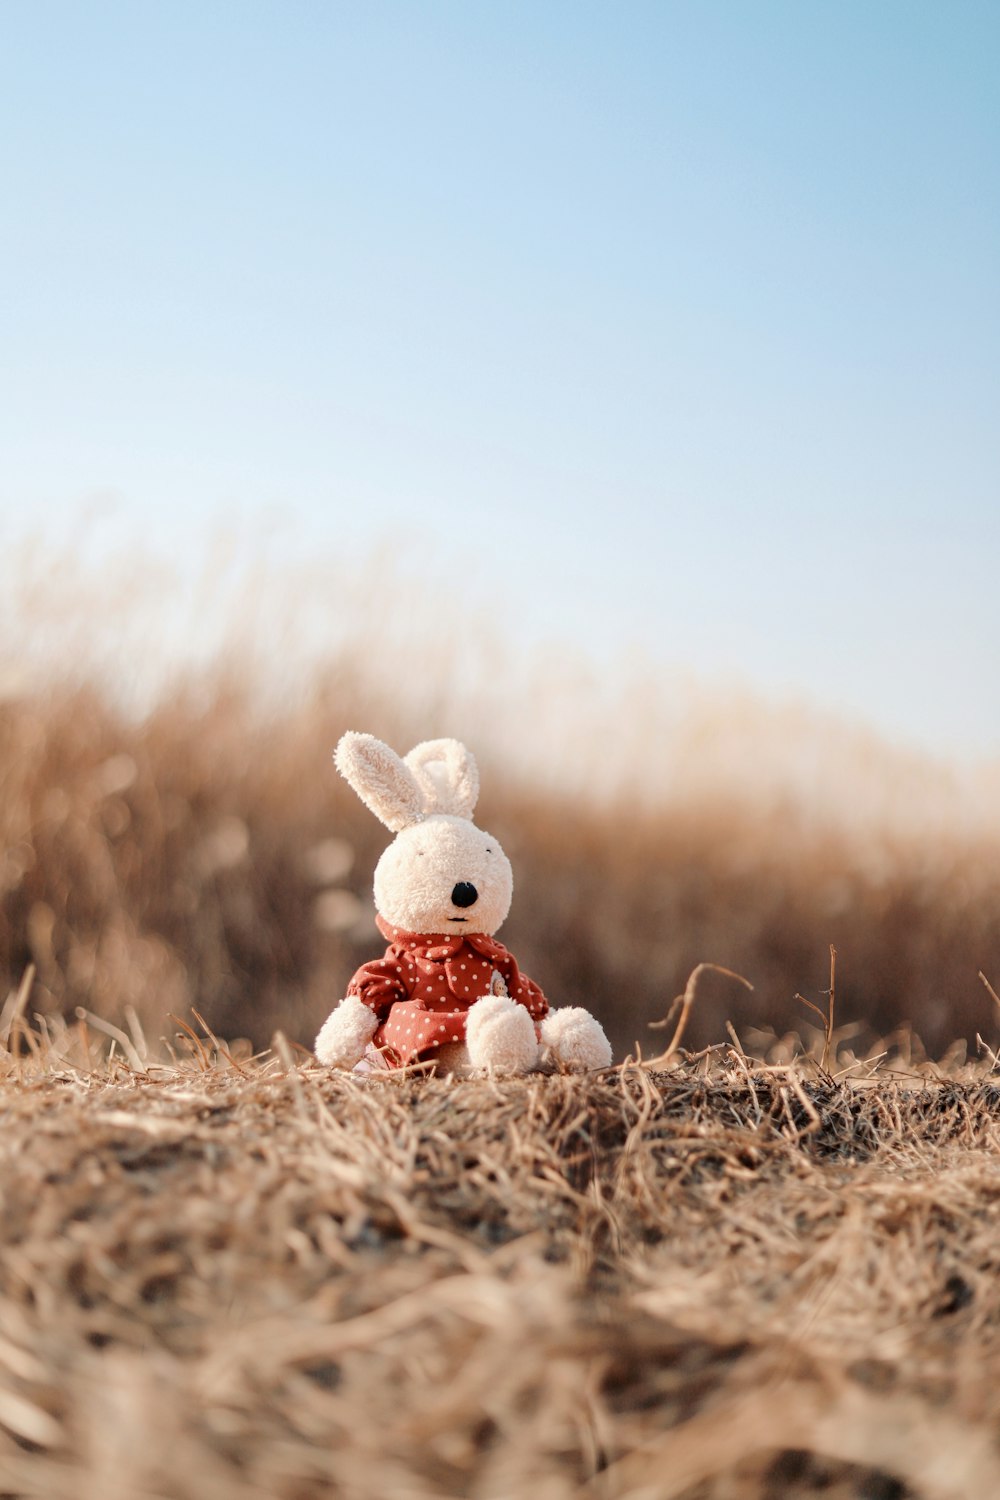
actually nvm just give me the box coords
[403,739,480,820]
[334,733,424,831]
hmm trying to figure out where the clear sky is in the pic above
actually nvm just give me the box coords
[2,1,998,758]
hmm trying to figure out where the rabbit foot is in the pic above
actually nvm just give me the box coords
[540,1008,612,1071]
[465,993,539,1076]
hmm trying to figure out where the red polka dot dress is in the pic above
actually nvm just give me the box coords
[346,916,549,1067]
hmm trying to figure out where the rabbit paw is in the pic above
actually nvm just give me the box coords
[465,993,539,1076]
[314,996,379,1068]
[540,1008,612,1071]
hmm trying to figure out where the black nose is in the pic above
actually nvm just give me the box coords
[451,881,478,908]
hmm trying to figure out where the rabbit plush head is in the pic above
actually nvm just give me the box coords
[335,732,514,936]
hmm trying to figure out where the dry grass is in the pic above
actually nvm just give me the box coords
[4,540,1000,1495]
[3,670,1000,1066]
[3,532,1000,1062]
[3,1017,1000,1499]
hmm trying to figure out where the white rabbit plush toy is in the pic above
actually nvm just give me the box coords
[314,732,612,1076]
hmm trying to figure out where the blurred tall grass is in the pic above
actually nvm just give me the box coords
[2,528,999,1060]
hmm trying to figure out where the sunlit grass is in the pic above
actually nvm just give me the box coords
[1,530,999,1060]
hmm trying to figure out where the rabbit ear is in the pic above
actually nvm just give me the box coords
[334,733,425,832]
[403,738,480,820]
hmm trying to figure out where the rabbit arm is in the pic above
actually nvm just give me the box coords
[315,950,409,1069]
[346,950,410,1020]
[314,995,379,1068]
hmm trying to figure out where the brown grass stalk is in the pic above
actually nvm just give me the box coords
[645,963,755,1066]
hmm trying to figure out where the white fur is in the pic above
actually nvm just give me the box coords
[403,739,479,819]
[334,733,424,833]
[465,993,539,1076]
[374,816,512,935]
[314,994,378,1068]
[540,1008,612,1071]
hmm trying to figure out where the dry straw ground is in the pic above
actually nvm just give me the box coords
[3,1010,1000,1500]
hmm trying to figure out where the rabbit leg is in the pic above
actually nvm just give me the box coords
[540,1008,612,1071]
[465,993,539,1076]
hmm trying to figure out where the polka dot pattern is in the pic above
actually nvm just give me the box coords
[346,915,549,1067]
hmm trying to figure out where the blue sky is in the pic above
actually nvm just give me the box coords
[2,1,998,757]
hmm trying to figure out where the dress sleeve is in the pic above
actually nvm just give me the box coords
[509,967,549,1022]
[346,950,408,1021]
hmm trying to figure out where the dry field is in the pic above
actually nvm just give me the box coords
[2,669,1000,1064]
[3,535,1000,1061]
[3,1017,1000,1500]
[4,545,1000,1496]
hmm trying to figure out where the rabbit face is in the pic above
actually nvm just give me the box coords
[373,815,513,936]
